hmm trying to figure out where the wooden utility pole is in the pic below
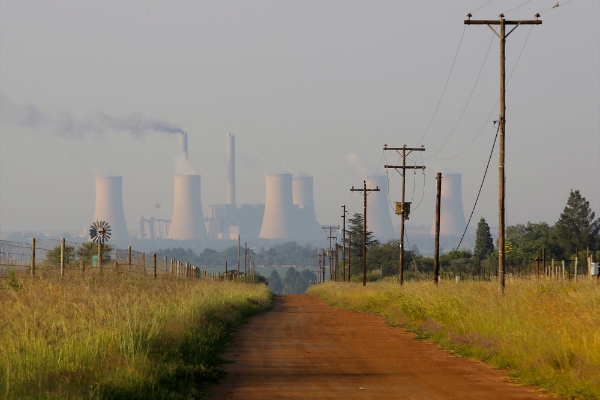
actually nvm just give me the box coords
[465,13,542,293]
[244,242,248,281]
[348,229,352,282]
[350,180,380,286]
[60,238,65,277]
[434,173,442,284]
[31,238,36,278]
[238,235,241,274]
[384,144,426,285]
[322,226,338,281]
[341,205,348,282]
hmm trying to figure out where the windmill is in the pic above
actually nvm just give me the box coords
[89,220,111,269]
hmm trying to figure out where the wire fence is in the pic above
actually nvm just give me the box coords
[0,238,249,282]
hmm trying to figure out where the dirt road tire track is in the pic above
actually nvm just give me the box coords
[210,294,556,399]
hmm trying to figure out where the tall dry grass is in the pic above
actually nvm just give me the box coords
[0,272,272,399]
[309,279,600,399]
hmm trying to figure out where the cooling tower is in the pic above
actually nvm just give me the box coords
[93,176,129,240]
[227,133,236,205]
[168,175,208,240]
[259,174,295,239]
[293,176,321,238]
[179,133,188,160]
[365,175,396,240]
[430,173,467,236]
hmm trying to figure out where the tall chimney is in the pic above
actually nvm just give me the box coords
[93,176,129,240]
[430,173,467,236]
[259,174,295,239]
[168,175,208,240]
[365,175,396,240]
[179,133,188,160]
[227,133,236,205]
[293,176,320,238]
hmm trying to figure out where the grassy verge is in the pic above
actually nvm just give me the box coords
[0,272,272,399]
[308,279,600,400]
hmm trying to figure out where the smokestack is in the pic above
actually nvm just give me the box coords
[259,174,295,239]
[365,175,396,240]
[430,173,467,236]
[179,133,188,160]
[293,176,320,237]
[227,133,236,205]
[93,176,129,240]
[167,175,208,240]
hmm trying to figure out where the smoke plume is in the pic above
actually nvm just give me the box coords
[0,95,185,139]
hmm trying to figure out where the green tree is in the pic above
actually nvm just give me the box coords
[76,242,114,265]
[268,270,283,294]
[554,190,600,255]
[45,244,76,267]
[347,213,378,276]
[474,218,494,261]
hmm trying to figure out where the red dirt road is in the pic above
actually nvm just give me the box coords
[210,295,555,399]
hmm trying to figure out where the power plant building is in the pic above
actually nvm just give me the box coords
[93,176,129,240]
[430,173,467,236]
[365,175,396,240]
[168,175,208,240]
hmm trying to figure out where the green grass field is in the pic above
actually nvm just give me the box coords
[309,279,600,400]
[0,272,272,399]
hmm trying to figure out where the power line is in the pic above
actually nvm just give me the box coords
[437,25,534,161]
[503,0,535,14]
[417,26,467,146]
[425,31,495,160]
[471,0,496,14]
[541,0,577,14]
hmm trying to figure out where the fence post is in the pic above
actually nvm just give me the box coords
[153,254,157,278]
[80,260,85,276]
[142,253,146,273]
[575,248,578,281]
[98,243,103,275]
[128,246,132,271]
[164,256,167,275]
[60,238,65,277]
[31,238,36,278]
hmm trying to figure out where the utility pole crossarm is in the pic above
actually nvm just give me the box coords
[384,165,426,170]
[464,20,541,25]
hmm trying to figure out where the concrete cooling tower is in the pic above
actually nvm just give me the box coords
[227,133,236,205]
[430,173,467,236]
[259,174,295,239]
[93,176,129,240]
[293,176,321,238]
[168,175,208,240]
[365,175,396,240]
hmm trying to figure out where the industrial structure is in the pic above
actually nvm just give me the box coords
[137,217,170,239]
[167,175,208,240]
[365,175,396,240]
[259,174,296,239]
[91,133,323,243]
[292,176,321,238]
[430,173,467,236]
[92,176,129,240]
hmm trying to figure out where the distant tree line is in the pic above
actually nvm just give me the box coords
[155,241,315,268]
[267,268,317,294]
[344,190,600,280]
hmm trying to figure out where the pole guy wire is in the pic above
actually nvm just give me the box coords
[455,122,500,251]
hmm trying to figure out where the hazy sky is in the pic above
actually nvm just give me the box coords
[1,0,598,235]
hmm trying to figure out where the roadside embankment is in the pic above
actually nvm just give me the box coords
[309,280,600,400]
[0,273,272,399]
